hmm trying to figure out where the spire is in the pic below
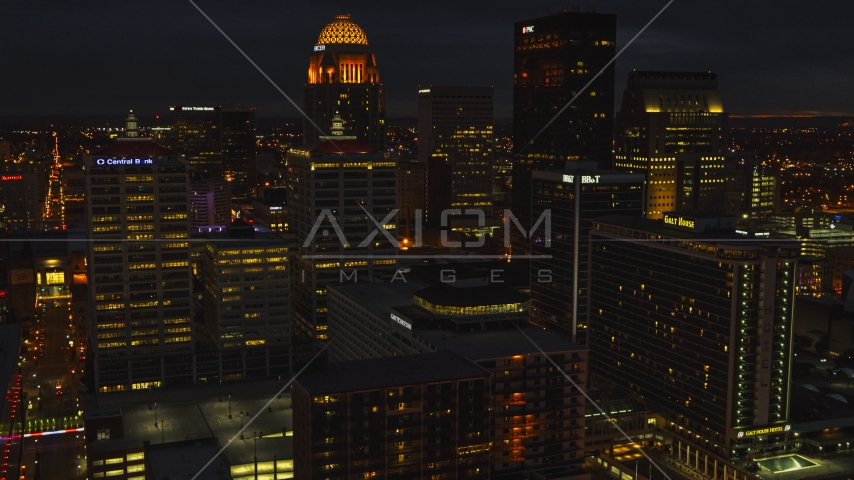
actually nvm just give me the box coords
[125,109,138,138]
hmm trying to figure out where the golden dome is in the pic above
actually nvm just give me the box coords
[316,14,368,46]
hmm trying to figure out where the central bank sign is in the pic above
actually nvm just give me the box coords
[96,158,154,166]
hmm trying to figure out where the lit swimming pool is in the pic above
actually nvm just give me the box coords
[757,455,817,473]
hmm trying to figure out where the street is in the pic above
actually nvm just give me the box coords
[19,299,85,479]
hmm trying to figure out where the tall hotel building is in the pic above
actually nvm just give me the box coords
[84,138,193,392]
[587,215,798,462]
[529,162,644,343]
[287,117,397,343]
[613,71,729,218]
[303,15,385,150]
[511,10,616,252]
[417,86,494,226]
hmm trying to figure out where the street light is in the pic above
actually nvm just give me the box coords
[154,402,158,427]
[228,394,232,419]
[253,432,259,480]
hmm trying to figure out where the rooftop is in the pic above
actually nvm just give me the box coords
[146,439,231,480]
[309,138,377,154]
[414,284,529,308]
[84,378,294,466]
[294,351,490,395]
[91,138,176,157]
[416,327,584,361]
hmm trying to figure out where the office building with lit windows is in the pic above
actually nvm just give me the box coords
[201,219,291,351]
[0,169,40,232]
[396,159,425,240]
[326,280,589,480]
[293,352,492,480]
[417,86,494,226]
[723,156,778,219]
[303,14,385,150]
[171,105,222,178]
[189,177,231,229]
[529,162,645,343]
[511,10,616,253]
[221,106,257,199]
[614,71,729,219]
[84,138,194,392]
[287,118,397,343]
[587,214,798,462]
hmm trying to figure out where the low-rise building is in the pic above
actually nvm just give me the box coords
[293,352,492,480]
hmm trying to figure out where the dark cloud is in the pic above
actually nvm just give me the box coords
[1,0,852,119]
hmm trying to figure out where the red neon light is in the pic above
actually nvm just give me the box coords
[0,175,22,181]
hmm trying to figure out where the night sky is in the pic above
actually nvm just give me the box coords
[2,0,852,119]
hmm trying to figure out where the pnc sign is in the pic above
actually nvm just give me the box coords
[95,158,154,166]
[663,215,696,230]
[737,425,790,438]
[522,26,534,34]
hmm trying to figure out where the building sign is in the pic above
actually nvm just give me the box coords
[522,26,534,34]
[418,89,431,93]
[11,269,34,285]
[314,45,326,51]
[181,106,214,111]
[95,158,154,166]
[562,174,601,184]
[737,425,791,438]
[391,313,411,330]
[1,175,22,181]
[663,215,696,230]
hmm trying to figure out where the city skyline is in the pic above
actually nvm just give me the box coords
[2,1,853,118]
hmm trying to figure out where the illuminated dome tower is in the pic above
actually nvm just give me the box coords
[303,14,385,149]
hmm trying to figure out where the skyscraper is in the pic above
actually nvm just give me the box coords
[303,14,385,150]
[221,106,257,198]
[511,10,617,252]
[84,137,193,391]
[288,117,397,343]
[587,215,797,460]
[417,86,494,226]
[396,159,425,240]
[723,156,778,219]
[171,105,222,178]
[529,162,645,343]
[614,71,729,219]
[201,219,290,351]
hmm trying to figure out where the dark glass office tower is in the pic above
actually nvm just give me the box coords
[512,10,616,254]
[303,14,385,150]
[529,162,644,343]
[613,71,729,219]
[417,86,494,226]
[221,107,257,199]
[171,106,222,178]
[587,215,798,460]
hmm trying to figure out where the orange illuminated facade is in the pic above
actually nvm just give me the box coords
[304,14,385,149]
